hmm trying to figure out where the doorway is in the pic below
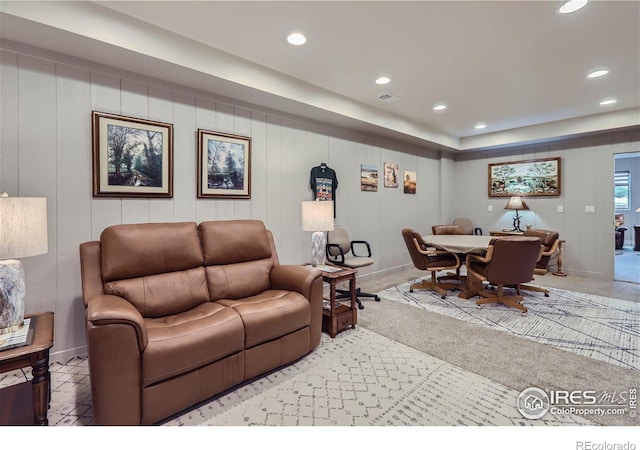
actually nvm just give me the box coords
[614,152,640,283]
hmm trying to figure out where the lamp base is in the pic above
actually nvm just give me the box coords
[310,231,327,267]
[0,259,26,334]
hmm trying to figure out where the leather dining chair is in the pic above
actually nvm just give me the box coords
[466,236,542,315]
[401,228,461,299]
[431,224,466,284]
[452,218,483,236]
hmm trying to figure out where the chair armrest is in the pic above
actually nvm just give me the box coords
[474,227,483,236]
[350,240,372,257]
[270,265,322,300]
[86,294,148,352]
[326,243,346,264]
[413,239,460,266]
[541,238,561,257]
[465,245,494,266]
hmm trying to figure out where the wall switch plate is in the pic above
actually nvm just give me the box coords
[557,205,563,213]
[488,205,493,212]
[585,205,596,213]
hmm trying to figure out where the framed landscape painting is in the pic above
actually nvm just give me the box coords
[197,129,251,199]
[488,157,561,197]
[92,111,173,197]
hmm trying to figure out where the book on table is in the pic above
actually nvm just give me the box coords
[0,318,36,352]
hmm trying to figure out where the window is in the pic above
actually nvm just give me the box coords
[614,171,630,210]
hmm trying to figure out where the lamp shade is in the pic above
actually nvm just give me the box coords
[301,200,334,232]
[0,195,48,259]
[504,196,529,211]
[636,207,640,213]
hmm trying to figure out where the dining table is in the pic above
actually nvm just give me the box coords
[423,234,495,299]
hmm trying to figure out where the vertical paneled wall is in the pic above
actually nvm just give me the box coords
[0,48,442,360]
[452,136,640,279]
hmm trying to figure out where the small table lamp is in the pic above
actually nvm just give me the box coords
[301,200,334,267]
[0,193,48,334]
[505,196,529,233]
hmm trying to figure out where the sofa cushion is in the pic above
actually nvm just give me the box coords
[218,290,311,349]
[105,267,209,318]
[205,260,273,301]
[200,220,272,265]
[142,302,244,387]
[101,222,203,281]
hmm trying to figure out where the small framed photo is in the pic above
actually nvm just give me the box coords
[197,129,251,199]
[360,164,378,191]
[92,111,173,198]
[404,171,416,194]
[384,162,399,188]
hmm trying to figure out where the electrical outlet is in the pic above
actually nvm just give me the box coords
[585,205,596,214]
[557,205,563,213]
[488,205,493,212]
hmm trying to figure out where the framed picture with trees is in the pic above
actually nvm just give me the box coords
[91,111,173,197]
[197,129,251,199]
[488,157,561,197]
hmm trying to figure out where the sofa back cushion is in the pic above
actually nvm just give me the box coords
[101,222,208,317]
[199,220,275,300]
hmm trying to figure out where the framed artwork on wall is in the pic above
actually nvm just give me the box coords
[488,157,561,197]
[384,162,399,188]
[360,164,378,191]
[404,171,416,194]
[197,129,251,199]
[92,111,173,198]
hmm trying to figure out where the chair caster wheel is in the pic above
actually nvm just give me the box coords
[476,304,482,309]
[409,289,413,293]
[441,295,446,299]
[358,304,365,310]
[375,296,380,302]
[521,311,528,316]
[544,293,549,297]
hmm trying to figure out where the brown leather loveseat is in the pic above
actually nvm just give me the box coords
[79,220,323,425]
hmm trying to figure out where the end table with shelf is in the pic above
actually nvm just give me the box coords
[318,267,358,338]
[0,311,54,425]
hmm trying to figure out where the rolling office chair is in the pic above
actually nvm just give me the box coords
[452,217,483,236]
[325,226,380,309]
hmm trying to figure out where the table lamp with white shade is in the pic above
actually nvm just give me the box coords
[0,193,48,334]
[301,200,334,267]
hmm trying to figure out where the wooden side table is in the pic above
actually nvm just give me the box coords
[320,267,358,338]
[0,311,54,425]
[489,230,524,236]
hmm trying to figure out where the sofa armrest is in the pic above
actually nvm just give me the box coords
[86,294,148,352]
[271,265,324,350]
[270,265,322,299]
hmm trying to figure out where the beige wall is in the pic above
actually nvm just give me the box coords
[1,45,639,360]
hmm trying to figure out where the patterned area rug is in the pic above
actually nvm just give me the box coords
[376,280,640,372]
[181,328,591,426]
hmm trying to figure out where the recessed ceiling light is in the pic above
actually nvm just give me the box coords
[287,33,307,46]
[588,69,609,78]
[375,77,391,85]
[475,123,487,130]
[559,0,588,14]
[599,98,617,106]
[433,104,447,111]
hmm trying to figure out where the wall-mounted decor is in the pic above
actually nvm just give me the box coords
[488,157,561,197]
[384,162,399,188]
[403,171,416,194]
[360,164,378,191]
[92,111,173,197]
[197,129,251,199]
